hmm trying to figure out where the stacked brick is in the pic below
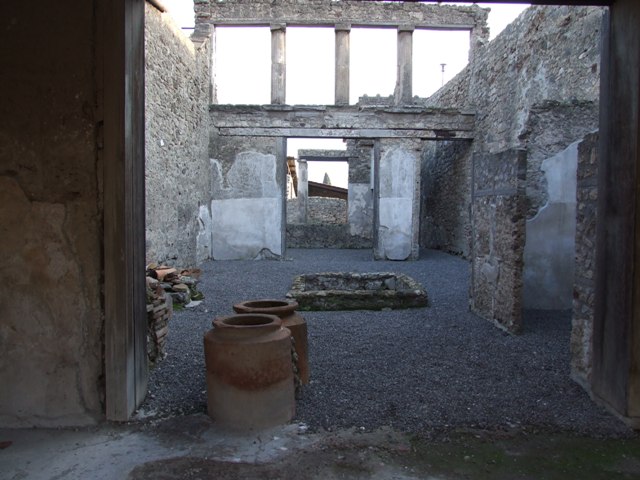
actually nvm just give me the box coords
[146,282,173,366]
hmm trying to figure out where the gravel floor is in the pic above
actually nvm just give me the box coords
[137,249,633,437]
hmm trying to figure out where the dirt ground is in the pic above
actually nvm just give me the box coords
[3,413,640,479]
[128,418,640,480]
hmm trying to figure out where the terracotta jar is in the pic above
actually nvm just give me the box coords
[203,313,295,430]
[233,299,309,385]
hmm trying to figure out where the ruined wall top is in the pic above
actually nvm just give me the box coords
[195,0,489,31]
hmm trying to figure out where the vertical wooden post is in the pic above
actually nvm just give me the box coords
[104,0,148,421]
[271,23,286,105]
[335,23,350,106]
[394,25,414,105]
[592,0,640,427]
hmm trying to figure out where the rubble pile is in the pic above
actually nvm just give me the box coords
[145,265,204,365]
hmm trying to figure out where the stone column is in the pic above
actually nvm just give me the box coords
[297,159,308,224]
[271,23,286,105]
[394,25,414,105]
[335,23,350,106]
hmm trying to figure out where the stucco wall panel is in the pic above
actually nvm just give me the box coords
[210,138,285,259]
[212,197,283,260]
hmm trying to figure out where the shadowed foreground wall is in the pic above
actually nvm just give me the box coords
[0,2,104,426]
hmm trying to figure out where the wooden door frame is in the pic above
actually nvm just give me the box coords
[103,0,148,421]
[103,0,640,425]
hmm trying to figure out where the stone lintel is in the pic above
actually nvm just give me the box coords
[210,104,475,116]
[210,105,474,139]
[298,149,352,161]
[216,127,473,140]
[205,20,477,30]
[210,105,475,140]
[199,1,488,30]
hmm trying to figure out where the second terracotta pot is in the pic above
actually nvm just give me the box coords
[233,299,309,385]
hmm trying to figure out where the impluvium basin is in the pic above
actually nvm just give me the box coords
[286,272,428,311]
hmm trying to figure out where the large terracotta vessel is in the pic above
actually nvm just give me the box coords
[233,299,309,385]
[203,313,295,430]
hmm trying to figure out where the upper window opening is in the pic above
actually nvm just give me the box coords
[286,27,335,105]
[413,29,470,98]
[350,28,396,104]
[215,26,270,104]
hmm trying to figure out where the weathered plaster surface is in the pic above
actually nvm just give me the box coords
[197,204,213,261]
[0,2,103,426]
[348,184,373,239]
[145,4,211,267]
[211,145,284,259]
[523,141,578,310]
[376,141,420,261]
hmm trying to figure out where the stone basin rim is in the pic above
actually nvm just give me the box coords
[286,271,429,311]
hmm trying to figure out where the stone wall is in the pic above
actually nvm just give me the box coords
[0,2,104,426]
[286,224,372,249]
[286,197,370,248]
[571,132,598,388]
[287,197,347,225]
[420,140,472,257]
[522,101,600,219]
[197,1,489,34]
[145,4,211,267]
[470,149,527,333]
[308,197,347,224]
[466,6,601,154]
[422,5,603,330]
